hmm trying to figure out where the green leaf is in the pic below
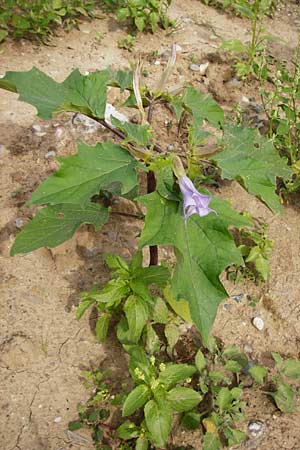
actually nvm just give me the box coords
[164,323,179,350]
[158,364,196,389]
[280,359,300,379]
[144,400,172,448]
[122,384,150,417]
[220,39,248,53]
[104,253,129,272]
[124,295,149,343]
[152,297,169,324]
[117,421,140,440]
[271,383,295,413]
[132,265,170,287]
[76,298,95,320]
[203,432,221,450]
[249,365,268,384]
[195,349,206,372]
[183,85,224,127]
[135,16,146,31]
[212,125,292,212]
[272,352,284,368]
[181,411,201,430]
[139,192,243,343]
[68,420,83,431]
[11,202,108,255]
[145,323,161,354]
[223,427,247,446]
[216,387,232,412]
[90,279,130,305]
[167,387,201,412]
[95,313,110,342]
[136,436,148,450]
[0,30,8,43]
[209,194,253,229]
[111,117,152,146]
[0,67,110,119]
[28,141,139,206]
[224,360,242,373]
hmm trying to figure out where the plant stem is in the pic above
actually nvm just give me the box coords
[147,102,159,266]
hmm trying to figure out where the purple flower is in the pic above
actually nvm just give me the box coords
[179,176,214,220]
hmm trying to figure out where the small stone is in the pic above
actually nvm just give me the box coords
[226,77,242,87]
[83,71,90,76]
[15,218,24,229]
[252,317,264,331]
[167,144,174,151]
[248,420,265,437]
[175,44,182,53]
[55,128,63,139]
[244,344,253,353]
[0,144,9,158]
[224,303,233,311]
[231,293,246,303]
[45,150,56,159]
[0,74,4,79]
[154,60,161,65]
[241,95,250,103]
[54,416,62,423]
[32,124,42,133]
[189,62,209,75]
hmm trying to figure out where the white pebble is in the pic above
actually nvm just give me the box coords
[248,420,265,437]
[54,416,62,423]
[15,218,24,229]
[252,317,264,331]
[154,60,161,65]
[55,128,63,139]
[45,150,56,159]
[175,44,182,53]
[32,124,42,133]
[241,95,250,103]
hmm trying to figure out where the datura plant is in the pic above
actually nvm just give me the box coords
[0,46,291,345]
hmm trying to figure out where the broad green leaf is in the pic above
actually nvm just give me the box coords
[128,346,153,384]
[280,359,300,379]
[164,323,179,350]
[249,365,268,384]
[0,67,109,119]
[216,387,232,412]
[167,387,201,412]
[124,295,149,343]
[212,125,292,212]
[152,297,169,324]
[136,436,148,450]
[223,427,247,447]
[145,323,161,354]
[95,313,110,342]
[181,411,201,430]
[90,279,130,305]
[104,253,129,272]
[183,85,224,127]
[209,194,253,229]
[28,141,139,206]
[111,117,152,146]
[271,383,295,413]
[117,421,140,440]
[158,364,196,389]
[195,349,206,372]
[68,421,83,431]
[139,192,243,343]
[224,360,243,373]
[122,384,150,417]
[272,352,284,368]
[203,432,221,450]
[144,400,172,448]
[76,298,95,320]
[11,202,108,255]
[132,265,170,287]
[108,69,133,91]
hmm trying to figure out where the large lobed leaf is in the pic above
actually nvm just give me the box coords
[139,191,248,343]
[212,125,292,213]
[28,141,139,206]
[11,203,108,256]
[12,141,139,255]
[0,67,133,119]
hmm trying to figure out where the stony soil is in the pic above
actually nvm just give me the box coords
[1,1,300,449]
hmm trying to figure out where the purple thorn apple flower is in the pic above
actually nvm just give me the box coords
[179,175,215,220]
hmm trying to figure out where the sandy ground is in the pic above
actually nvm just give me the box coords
[1,1,300,449]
